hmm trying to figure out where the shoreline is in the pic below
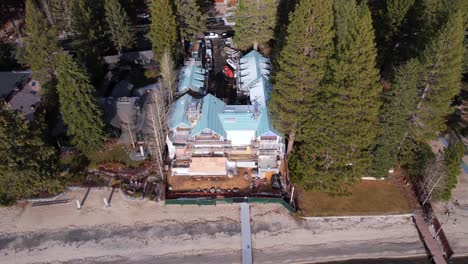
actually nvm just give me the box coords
[0,189,434,264]
[296,254,429,264]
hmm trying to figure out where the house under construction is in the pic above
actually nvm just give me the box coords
[166,50,284,179]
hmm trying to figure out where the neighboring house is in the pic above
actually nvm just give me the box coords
[111,80,134,98]
[0,71,41,121]
[177,64,207,95]
[0,71,31,99]
[167,92,284,178]
[213,0,237,7]
[99,83,160,145]
[103,50,156,70]
[237,50,272,107]
[212,0,237,26]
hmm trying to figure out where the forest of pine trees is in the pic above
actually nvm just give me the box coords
[270,0,467,194]
[1,0,466,203]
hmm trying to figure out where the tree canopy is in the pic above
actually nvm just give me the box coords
[56,54,106,156]
[147,0,178,60]
[104,0,136,54]
[70,0,106,85]
[269,0,334,156]
[370,59,422,178]
[287,0,382,193]
[24,0,61,96]
[175,0,206,42]
[0,103,61,205]
[412,11,465,139]
[234,0,278,50]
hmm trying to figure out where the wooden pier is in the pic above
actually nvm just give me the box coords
[413,214,447,264]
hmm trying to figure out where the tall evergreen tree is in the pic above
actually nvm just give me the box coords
[147,0,178,60]
[49,0,74,33]
[104,0,136,54]
[70,0,105,85]
[273,0,297,54]
[326,0,381,184]
[0,103,60,205]
[56,54,106,156]
[291,0,382,193]
[175,0,206,42]
[385,0,415,33]
[370,59,422,178]
[412,11,465,139]
[373,0,415,68]
[269,0,334,155]
[234,0,277,50]
[24,0,61,96]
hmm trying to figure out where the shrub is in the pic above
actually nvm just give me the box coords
[439,141,464,200]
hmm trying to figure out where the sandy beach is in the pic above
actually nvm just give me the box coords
[433,166,468,258]
[0,188,426,264]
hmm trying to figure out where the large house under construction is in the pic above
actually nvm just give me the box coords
[166,50,284,179]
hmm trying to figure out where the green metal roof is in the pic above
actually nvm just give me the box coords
[190,94,226,137]
[178,65,206,94]
[168,93,192,130]
[219,111,260,131]
[256,106,279,136]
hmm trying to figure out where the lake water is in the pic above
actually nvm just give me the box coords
[317,256,468,264]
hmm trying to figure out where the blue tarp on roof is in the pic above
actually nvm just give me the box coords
[178,65,206,94]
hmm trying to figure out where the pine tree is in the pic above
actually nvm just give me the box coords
[234,0,278,50]
[147,0,178,60]
[273,0,297,54]
[291,0,382,193]
[104,0,136,54]
[0,102,60,205]
[385,0,415,33]
[269,0,334,156]
[370,59,422,178]
[56,54,106,156]
[175,0,206,42]
[412,11,464,139]
[49,0,74,33]
[372,0,415,68]
[24,0,61,92]
[70,0,105,85]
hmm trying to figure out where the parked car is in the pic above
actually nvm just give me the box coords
[204,32,219,39]
[136,13,150,19]
[223,65,234,78]
[206,58,213,71]
[226,58,237,70]
[206,49,213,59]
[221,30,235,38]
[205,39,212,49]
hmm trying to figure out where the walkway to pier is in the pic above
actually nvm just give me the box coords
[413,214,447,264]
[240,203,253,264]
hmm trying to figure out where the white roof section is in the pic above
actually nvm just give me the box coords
[238,50,272,107]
